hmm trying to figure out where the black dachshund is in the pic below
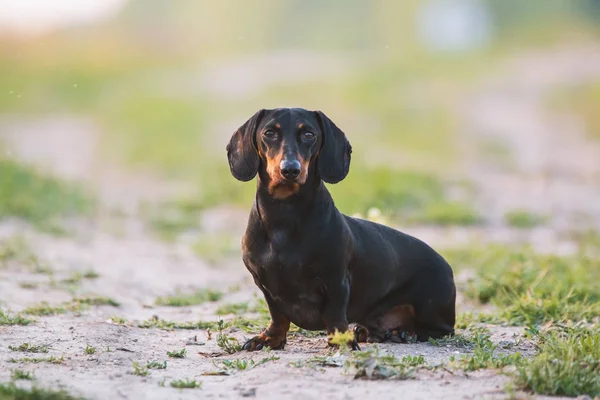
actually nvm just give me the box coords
[226,108,456,351]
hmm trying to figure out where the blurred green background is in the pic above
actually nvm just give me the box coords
[1,0,599,234]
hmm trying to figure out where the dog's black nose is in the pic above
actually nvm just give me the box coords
[280,159,301,179]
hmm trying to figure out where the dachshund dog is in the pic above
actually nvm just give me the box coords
[226,108,456,351]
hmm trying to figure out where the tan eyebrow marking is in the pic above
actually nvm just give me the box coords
[275,123,281,129]
[298,123,304,129]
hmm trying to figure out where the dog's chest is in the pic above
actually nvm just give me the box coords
[244,228,326,327]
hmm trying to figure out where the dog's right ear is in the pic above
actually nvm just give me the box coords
[226,109,266,181]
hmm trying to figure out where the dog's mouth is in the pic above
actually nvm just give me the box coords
[268,181,300,199]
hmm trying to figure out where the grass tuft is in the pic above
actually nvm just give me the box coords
[170,378,202,389]
[155,289,223,307]
[166,348,186,358]
[84,344,96,355]
[505,210,547,228]
[0,309,32,326]
[131,361,149,377]
[137,316,219,330]
[443,245,600,326]
[147,360,167,370]
[8,343,49,353]
[216,320,242,354]
[11,369,35,381]
[9,356,64,364]
[516,326,600,397]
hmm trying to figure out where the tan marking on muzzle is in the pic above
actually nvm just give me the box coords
[265,149,308,199]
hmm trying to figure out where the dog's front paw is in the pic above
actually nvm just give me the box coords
[242,332,286,351]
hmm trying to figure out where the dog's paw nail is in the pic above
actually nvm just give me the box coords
[256,343,263,351]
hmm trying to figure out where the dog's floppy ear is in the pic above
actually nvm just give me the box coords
[226,109,266,181]
[315,111,352,184]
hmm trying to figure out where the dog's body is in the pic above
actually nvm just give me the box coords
[227,108,456,350]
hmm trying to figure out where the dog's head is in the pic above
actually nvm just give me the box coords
[227,108,352,199]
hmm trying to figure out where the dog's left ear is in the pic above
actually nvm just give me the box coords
[314,111,352,184]
[226,109,267,181]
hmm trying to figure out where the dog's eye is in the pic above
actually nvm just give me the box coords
[302,132,315,140]
[263,130,276,139]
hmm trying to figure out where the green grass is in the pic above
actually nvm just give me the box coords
[216,332,242,354]
[22,303,67,316]
[166,348,186,358]
[8,343,49,353]
[137,316,219,330]
[215,302,249,316]
[131,361,149,377]
[215,355,279,373]
[155,289,223,307]
[11,369,35,381]
[505,210,548,228]
[446,329,524,372]
[0,309,32,326]
[0,382,83,400]
[328,168,445,218]
[169,378,202,389]
[84,345,96,355]
[191,233,240,265]
[0,158,93,232]
[73,297,120,307]
[516,326,600,397]
[0,236,52,274]
[9,356,64,364]
[109,316,129,326]
[146,360,167,370]
[23,297,120,317]
[443,244,600,325]
[410,201,481,226]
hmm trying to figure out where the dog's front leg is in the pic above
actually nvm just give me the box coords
[322,278,360,351]
[242,293,290,351]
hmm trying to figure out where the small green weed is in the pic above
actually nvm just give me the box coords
[110,315,129,325]
[216,320,242,354]
[166,348,186,358]
[132,361,149,377]
[147,360,167,370]
[214,355,279,373]
[84,344,96,355]
[170,378,202,389]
